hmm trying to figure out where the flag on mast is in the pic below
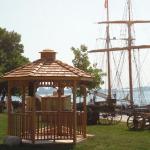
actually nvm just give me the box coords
[104,0,108,8]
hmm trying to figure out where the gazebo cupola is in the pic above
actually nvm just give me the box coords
[40,49,56,61]
[3,49,93,144]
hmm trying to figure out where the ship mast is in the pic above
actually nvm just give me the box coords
[127,0,134,106]
[89,0,150,105]
[106,0,112,99]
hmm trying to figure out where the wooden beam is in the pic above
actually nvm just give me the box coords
[97,20,150,24]
[4,76,92,82]
[89,45,150,53]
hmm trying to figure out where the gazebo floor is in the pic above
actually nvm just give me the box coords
[22,134,94,144]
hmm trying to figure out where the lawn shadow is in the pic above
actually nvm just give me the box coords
[0,143,75,150]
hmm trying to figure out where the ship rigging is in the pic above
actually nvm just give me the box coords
[89,0,150,107]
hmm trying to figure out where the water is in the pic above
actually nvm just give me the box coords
[2,87,150,106]
[97,87,150,106]
[66,88,150,106]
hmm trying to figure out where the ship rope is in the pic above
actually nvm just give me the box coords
[110,2,128,100]
[91,0,150,106]
[111,51,126,98]
[133,49,146,105]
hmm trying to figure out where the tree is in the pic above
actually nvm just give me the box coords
[0,27,30,101]
[71,45,90,72]
[0,27,29,76]
[71,45,105,92]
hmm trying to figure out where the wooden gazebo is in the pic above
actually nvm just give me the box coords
[3,49,92,144]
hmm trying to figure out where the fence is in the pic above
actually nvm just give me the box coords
[9,111,85,142]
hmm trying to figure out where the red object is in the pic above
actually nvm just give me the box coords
[104,0,108,8]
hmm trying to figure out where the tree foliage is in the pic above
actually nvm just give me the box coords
[0,27,30,99]
[71,45,105,91]
[71,45,90,72]
[0,27,29,76]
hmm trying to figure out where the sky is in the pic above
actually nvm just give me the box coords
[1,0,150,87]
[1,0,104,64]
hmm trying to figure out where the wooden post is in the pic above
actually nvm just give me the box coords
[21,82,26,113]
[73,81,77,143]
[57,85,62,136]
[7,81,12,135]
[83,85,87,138]
[31,82,36,144]
[21,82,26,138]
[58,86,62,111]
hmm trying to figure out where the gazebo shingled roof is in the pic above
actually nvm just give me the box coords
[3,49,92,81]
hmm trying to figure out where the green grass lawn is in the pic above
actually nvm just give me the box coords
[0,113,149,150]
[0,113,7,144]
[75,124,150,150]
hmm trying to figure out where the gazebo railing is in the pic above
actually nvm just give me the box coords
[9,111,85,142]
[77,111,85,135]
[35,111,74,140]
[9,112,32,140]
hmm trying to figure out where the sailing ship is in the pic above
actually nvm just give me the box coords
[86,0,150,125]
[87,0,150,125]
